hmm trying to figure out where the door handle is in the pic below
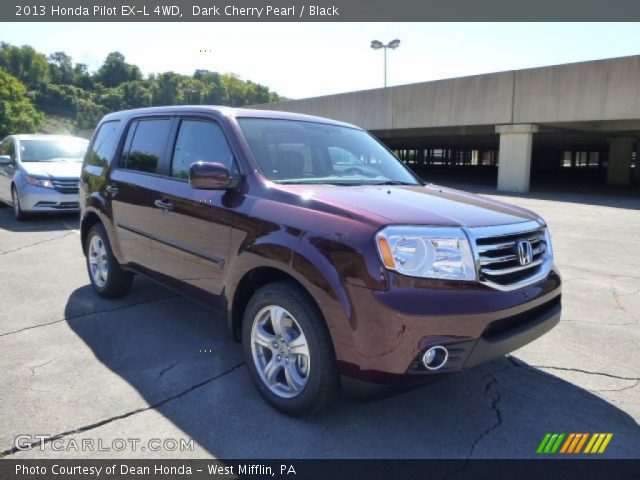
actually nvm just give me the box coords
[154,198,174,210]
[105,185,118,194]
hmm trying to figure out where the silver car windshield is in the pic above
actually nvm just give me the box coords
[20,139,89,162]
[237,118,421,186]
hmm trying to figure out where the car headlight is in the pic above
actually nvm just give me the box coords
[25,176,54,188]
[543,227,553,259]
[375,226,476,281]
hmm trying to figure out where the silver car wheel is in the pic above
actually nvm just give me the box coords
[251,305,310,398]
[88,235,109,288]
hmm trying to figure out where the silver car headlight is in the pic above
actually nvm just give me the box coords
[375,226,476,281]
[543,226,554,259]
[25,175,54,189]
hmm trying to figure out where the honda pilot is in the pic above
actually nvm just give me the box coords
[79,106,561,416]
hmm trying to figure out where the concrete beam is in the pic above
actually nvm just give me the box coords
[496,124,539,193]
[606,137,635,186]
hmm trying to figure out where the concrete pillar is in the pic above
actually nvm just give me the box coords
[496,124,539,193]
[606,137,634,186]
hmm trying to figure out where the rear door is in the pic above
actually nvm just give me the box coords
[108,116,174,269]
[143,116,237,301]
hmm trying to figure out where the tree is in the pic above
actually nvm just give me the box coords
[72,63,94,90]
[221,73,249,106]
[0,43,49,90]
[74,98,105,130]
[0,42,284,133]
[0,70,44,137]
[194,69,224,104]
[48,51,74,85]
[95,52,142,88]
[118,80,152,109]
[151,72,182,105]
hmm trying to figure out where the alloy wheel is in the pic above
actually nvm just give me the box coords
[88,235,109,288]
[250,305,310,398]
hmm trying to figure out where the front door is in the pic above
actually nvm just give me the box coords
[144,117,236,302]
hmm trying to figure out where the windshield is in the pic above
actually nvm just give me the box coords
[20,138,89,162]
[237,118,421,186]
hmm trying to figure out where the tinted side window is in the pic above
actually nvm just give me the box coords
[170,120,233,179]
[86,121,120,167]
[122,119,172,174]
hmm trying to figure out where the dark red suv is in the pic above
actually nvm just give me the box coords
[79,106,561,416]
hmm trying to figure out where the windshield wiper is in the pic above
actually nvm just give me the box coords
[278,180,361,186]
[371,180,417,186]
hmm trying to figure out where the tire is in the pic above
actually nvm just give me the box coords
[85,223,133,298]
[242,281,338,416]
[11,186,26,221]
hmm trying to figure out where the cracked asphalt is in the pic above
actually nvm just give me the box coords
[0,188,639,459]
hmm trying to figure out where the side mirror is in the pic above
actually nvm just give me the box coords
[0,155,11,165]
[189,162,236,190]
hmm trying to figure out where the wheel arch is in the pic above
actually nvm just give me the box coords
[80,211,103,255]
[228,265,319,342]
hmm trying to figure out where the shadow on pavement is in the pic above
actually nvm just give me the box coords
[0,205,79,232]
[421,180,640,211]
[64,282,640,459]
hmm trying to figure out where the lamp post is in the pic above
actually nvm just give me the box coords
[370,39,400,87]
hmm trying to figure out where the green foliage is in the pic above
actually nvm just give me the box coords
[0,70,44,137]
[0,42,284,135]
[0,43,49,90]
[151,72,182,105]
[95,52,143,88]
[39,115,76,136]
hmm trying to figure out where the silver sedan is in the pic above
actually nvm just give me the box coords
[0,134,89,220]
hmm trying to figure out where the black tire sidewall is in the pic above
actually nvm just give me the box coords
[85,223,131,297]
[242,282,337,416]
[11,187,25,220]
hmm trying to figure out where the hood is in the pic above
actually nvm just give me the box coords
[20,161,82,179]
[275,183,539,228]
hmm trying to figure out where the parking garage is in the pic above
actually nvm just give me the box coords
[256,55,640,193]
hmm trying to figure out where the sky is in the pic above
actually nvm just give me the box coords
[1,22,639,99]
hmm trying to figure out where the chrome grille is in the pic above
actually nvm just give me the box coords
[465,221,553,291]
[51,178,79,194]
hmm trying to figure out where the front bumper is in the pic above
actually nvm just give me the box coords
[334,269,562,385]
[18,183,79,212]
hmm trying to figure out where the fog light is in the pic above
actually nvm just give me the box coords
[422,346,448,370]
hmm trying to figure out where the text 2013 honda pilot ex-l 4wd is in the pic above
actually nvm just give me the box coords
[80,106,561,416]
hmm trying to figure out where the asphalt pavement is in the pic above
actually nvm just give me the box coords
[0,188,639,459]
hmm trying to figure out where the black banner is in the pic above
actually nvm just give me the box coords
[3,0,640,22]
[1,459,639,480]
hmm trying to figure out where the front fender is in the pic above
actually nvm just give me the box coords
[224,230,380,363]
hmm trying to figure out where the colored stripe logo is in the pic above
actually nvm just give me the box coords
[537,433,613,454]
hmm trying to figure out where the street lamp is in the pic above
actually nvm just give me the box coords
[370,39,401,87]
